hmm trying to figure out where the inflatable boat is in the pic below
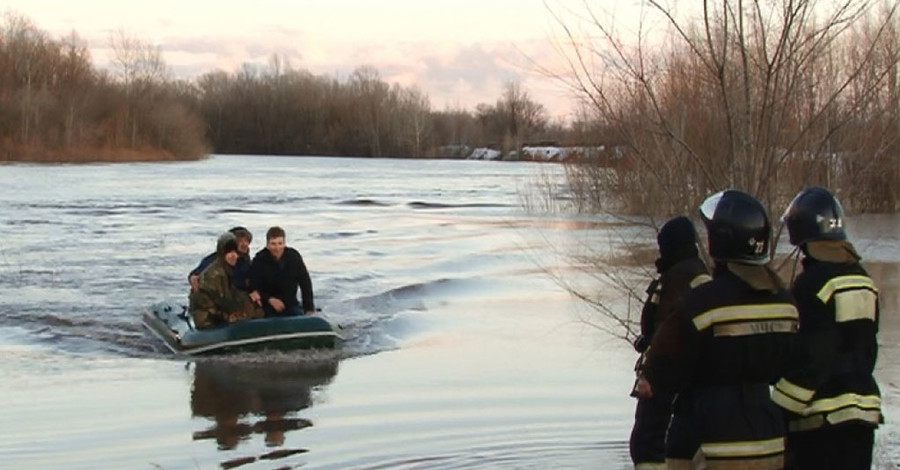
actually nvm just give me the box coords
[142,300,343,355]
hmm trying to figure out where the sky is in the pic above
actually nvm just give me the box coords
[1,0,623,120]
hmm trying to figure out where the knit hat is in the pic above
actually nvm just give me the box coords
[216,232,239,257]
[655,216,699,273]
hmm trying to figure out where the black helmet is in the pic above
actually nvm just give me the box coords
[782,186,846,246]
[699,189,771,265]
[216,232,238,257]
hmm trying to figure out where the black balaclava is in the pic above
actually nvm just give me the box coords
[655,216,699,273]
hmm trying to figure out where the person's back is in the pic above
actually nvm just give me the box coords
[643,189,797,469]
[638,216,712,345]
[773,187,882,470]
[786,253,880,415]
[646,262,797,468]
[686,265,797,387]
[630,216,710,469]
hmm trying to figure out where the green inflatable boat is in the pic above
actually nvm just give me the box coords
[142,300,343,355]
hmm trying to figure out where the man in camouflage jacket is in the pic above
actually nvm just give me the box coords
[190,232,263,329]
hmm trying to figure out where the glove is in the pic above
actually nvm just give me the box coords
[630,376,654,399]
[632,334,650,353]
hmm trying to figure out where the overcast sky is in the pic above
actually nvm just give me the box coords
[2,0,632,120]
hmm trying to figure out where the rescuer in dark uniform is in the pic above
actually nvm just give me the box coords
[630,216,711,470]
[773,186,882,470]
[639,189,798,469]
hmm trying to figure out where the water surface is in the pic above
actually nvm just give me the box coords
[0,155,897,469]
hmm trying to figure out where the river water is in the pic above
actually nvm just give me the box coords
[0,155,897,469]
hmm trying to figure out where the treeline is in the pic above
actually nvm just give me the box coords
[556,0,900,214]
[196,63,564,158]
[0,12,571,163]
[0,13,209,162]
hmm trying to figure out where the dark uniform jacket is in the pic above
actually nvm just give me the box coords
[640,257,711,346]
[644,263,798,468]
[772,244,882,432]
[249,247,315,313]
[630,257,710,466]
[189,259,263,329]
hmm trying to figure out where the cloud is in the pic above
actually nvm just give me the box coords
[161,35,574,117]
[417,43,522,107]
[11,2,576,118]
[394,40,575,117]
[8,0,583,117]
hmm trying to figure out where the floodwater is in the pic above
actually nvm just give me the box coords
[0,155,896,469]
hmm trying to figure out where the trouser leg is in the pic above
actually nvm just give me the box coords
[630,392,674,467]
[666,411,701,469]
[789,424,874,470]
[833,423,875,470]
[787,428,825,470]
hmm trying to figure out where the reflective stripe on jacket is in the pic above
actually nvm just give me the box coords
[772,258,882,431]
[640,257,710,347]
[648,264,797,468]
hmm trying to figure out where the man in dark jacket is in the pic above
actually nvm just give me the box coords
[773,187,882,470]
[249,226,316,317]
[640,189,798,469]
[630,216,711,469]
[189,226,253,292]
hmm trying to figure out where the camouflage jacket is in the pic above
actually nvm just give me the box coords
[189,259,262,329]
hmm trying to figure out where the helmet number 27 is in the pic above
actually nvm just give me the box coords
[749,238,766,254]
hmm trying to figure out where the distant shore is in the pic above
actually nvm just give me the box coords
[0,143,614,164]
[0,145,207,163]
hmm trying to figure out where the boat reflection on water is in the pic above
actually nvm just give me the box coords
[190,356,339,467]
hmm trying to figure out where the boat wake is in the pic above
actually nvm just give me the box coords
[0,276,484,359]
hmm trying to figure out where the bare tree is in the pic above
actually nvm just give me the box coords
[501,80,548,150]
[474,81,549,157]
[108,29,166,86]
[349,66,391,157]
[534,0,900,340]
[1,12,49,144]
[56,31,94,147]
[108,29,167,148]
[396,86,433,157]
[545,0,899,213]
